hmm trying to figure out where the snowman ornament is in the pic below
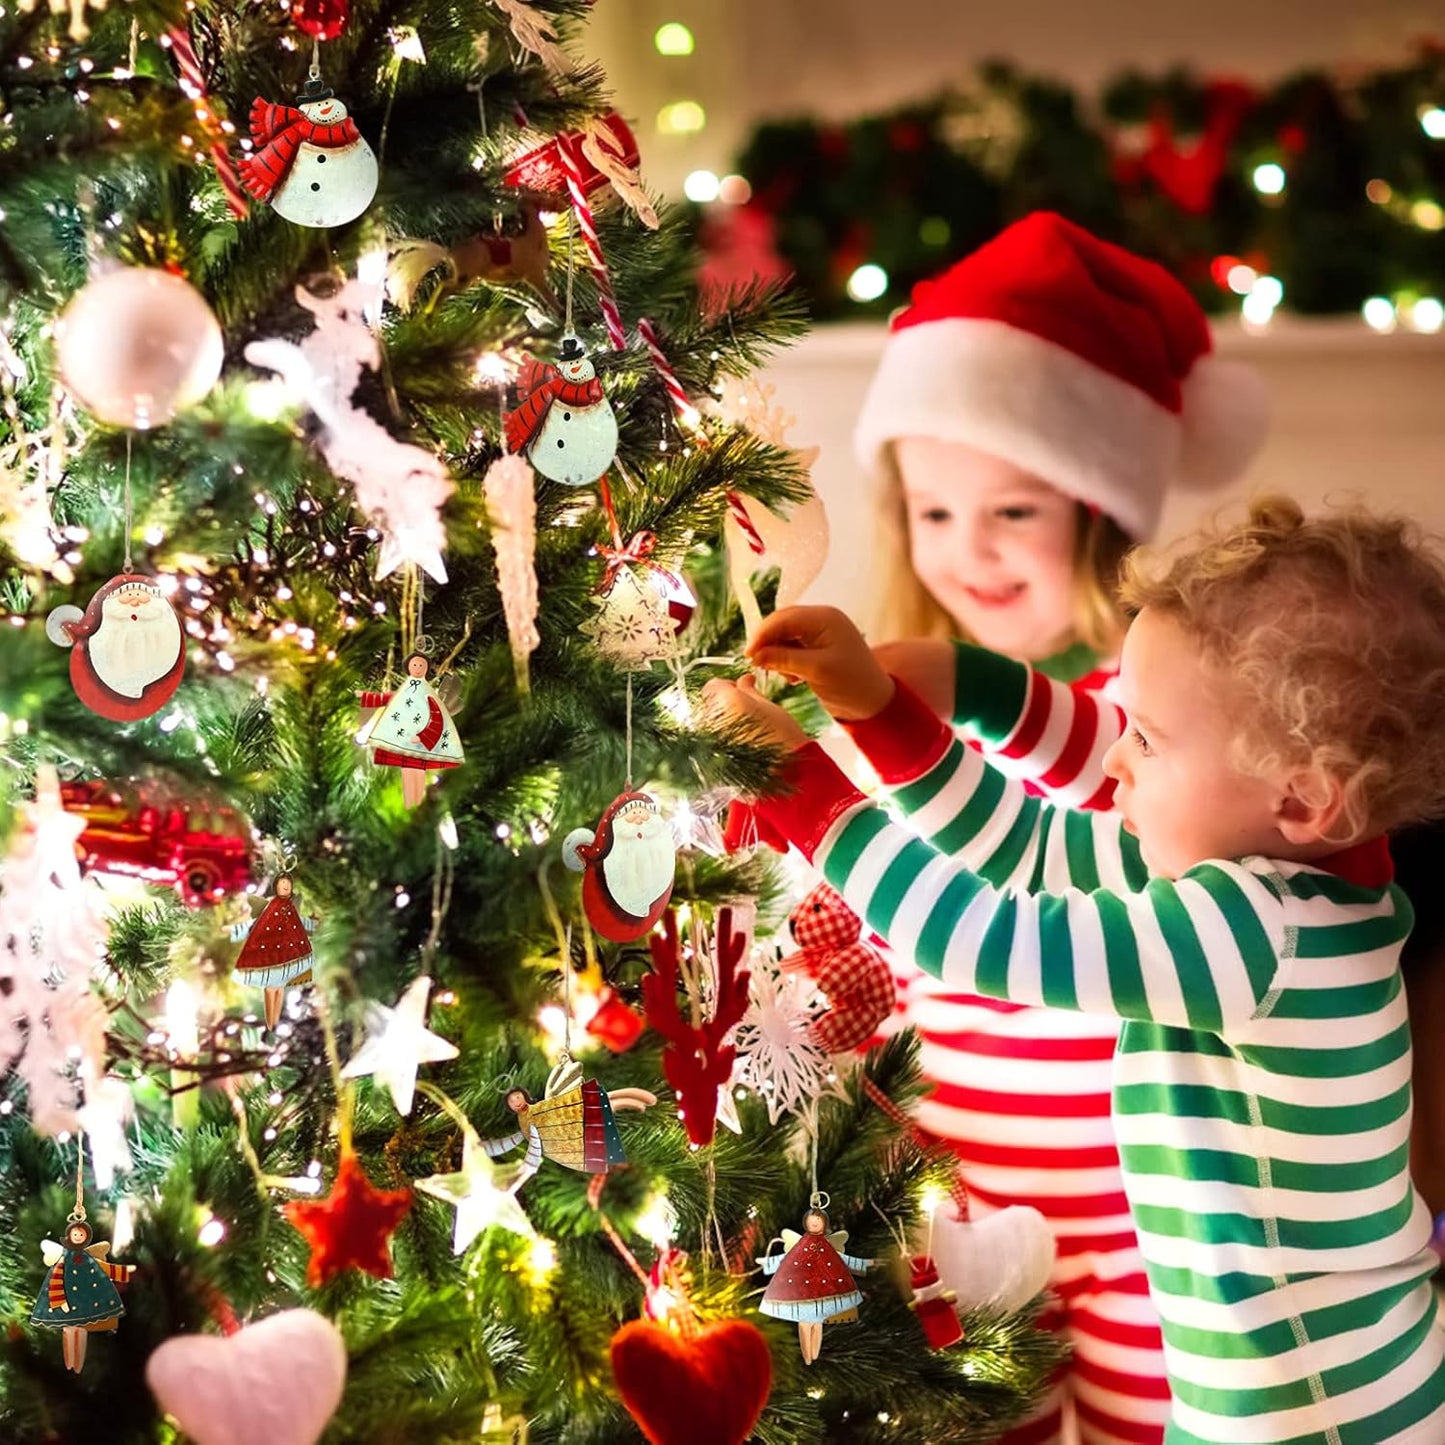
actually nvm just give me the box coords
[239,78,378,229]
[503,333,619,486]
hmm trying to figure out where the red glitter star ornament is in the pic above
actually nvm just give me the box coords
[285,1150,412,1287]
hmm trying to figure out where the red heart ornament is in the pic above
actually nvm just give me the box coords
[611,1318,772,1445]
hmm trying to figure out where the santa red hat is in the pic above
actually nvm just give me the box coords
[854,212,1270,540]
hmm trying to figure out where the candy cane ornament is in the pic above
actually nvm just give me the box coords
[558,137,626,351]
[166,28,249,220]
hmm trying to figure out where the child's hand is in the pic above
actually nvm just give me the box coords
[701,676,810,751]
[870,639,955,721]
[747,607,895,721]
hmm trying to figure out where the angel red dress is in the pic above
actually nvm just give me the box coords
[759,1230,870,1323]
[232,892,315,990]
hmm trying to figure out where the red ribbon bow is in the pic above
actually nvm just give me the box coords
[595,529,679,597]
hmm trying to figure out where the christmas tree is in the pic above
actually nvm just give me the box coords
[0,2,1063,1441]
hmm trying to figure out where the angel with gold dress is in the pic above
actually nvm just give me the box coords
[481,1056,656,1188]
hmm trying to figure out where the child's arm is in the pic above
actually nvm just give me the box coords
[873,638,1125,811]
[755,737,1287,1031]
[845,677,1145,897]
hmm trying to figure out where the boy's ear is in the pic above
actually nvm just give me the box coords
[1274,768,1349,847]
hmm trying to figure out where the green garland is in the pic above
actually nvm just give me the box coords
[725,47,1445,323]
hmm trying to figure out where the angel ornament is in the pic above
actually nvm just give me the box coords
[232,873,317,1031]
[31,1208,134,1373]
[758,1193,875,1364]
[482,1056,656,1188]
[357,652,464,808]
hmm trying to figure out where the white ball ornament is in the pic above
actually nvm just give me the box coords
[55,267,224,429]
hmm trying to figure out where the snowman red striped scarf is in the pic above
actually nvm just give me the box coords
[238,98,361,201]
[504,359,605,454]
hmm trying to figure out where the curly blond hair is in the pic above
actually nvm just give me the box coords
[868,452,1134,655]
[1118,496,1445,839]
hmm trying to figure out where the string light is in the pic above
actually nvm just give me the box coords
[1241,274,1283,328]
[1362,296,1397,333]
[684,170,720,203]
[847,263,889,303]
[654,22,694,55]
[634,1191,678,1249]
[1252,162,1286,195]
[1410,297,1444,333]
[525,1236,557,1282]
[657,100,706,135]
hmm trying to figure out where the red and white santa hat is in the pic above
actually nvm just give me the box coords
[854,212,1270,541]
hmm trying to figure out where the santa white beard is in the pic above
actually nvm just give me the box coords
[86,594,183,698]
[600,813,675,919]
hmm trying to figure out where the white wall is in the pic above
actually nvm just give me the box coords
[586,0,1440,196]
[758,320,1445,617]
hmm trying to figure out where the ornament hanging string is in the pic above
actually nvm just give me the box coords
[624,672,633,791]
[560,141,626,350]
[564,206,576,332]
[804,1097,820,1203]
[420,827,455,967]
[120,434,133,572]
[71,1126,86,1222]
[166,27,249,219]
[536,859,574,1055]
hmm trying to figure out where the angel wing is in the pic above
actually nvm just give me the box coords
[434,672,463,715]
[828,1229,849,1251]
[41,1240,65,1267]
[85,1242,111,1261]
[545,1055,584,1100]
[781,1228,803,1253]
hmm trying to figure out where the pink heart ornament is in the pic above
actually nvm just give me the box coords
[929,1205,1056,1315]
[146,1308,347,1445]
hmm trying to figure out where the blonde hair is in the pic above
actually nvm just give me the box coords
[1118,495,1445,839]
[868,450,1133,655]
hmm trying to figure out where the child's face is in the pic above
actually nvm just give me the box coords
[1102,608,1294,878]
[895,437,1079,661]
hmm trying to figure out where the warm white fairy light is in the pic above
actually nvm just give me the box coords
[166,979,201,1130]
[1362,296,1397,332]
[1252,162,1285,195]
[525,1236,557,1282]
[635,1191,678,1249]
[1411,297,1444,333]
[197,1212,226,1247]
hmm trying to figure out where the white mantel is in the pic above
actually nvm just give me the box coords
[759,318,1445,615]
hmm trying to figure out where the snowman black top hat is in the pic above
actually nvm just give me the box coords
[295,75,336,106]
[557,334,586,361]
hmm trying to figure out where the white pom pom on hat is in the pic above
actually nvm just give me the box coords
[854,212,1270,541]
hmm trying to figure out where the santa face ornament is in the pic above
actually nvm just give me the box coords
[46,574,185,722]
[562,791,675,943]
[239,79,378,229]
[503,333,618,487]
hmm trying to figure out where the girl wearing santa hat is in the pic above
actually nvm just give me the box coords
[852,212,1269,1444]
